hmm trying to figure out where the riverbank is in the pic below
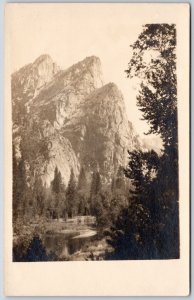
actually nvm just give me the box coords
[69,237,112,260]
[13,216,96,239]
[13,216,112,261]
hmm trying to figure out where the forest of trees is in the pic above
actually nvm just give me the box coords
[13,144,129,233]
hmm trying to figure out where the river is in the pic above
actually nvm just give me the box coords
[13,216,108,261]
[42,229,97,259]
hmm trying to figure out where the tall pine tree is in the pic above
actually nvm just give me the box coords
[66,169,77,218]
[14,154,28,219]
[108,24,179,259]
[51,166,63,194]
[90,171,101,214]
[50,166,65,219]
[77,167,87,191]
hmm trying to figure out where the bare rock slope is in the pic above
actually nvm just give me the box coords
[12,55,140,186]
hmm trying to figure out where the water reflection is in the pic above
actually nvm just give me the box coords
[43,231,97,258]
[13,216,98,261]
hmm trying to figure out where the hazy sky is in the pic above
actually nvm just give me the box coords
[8,4,168,138]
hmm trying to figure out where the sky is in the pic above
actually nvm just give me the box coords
[7,3,166,139]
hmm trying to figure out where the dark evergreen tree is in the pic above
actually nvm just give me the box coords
[126,24,179,258]
[16,155,28,218]
[90,171,101,214]
[126,24,177,149]
[24,235,57,262]
[51,166,63,194]
[33,176,46,217]
[108,24,179,259]
[77,167,87,191]
[50,166,65,219]
[90,172,101,197]
[66,169,77,218]
[107,150,160,259]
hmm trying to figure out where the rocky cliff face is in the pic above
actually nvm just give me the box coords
[12,54,60,104]
[12,55,140,186]
[62,82,140,182]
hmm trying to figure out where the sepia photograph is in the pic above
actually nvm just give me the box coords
[12,24,179,262]
[5,3,190,296]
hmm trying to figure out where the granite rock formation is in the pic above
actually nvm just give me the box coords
[12,55,141,186]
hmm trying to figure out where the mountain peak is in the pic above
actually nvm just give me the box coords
[87,82,123,104]
[33,54,54,66]
[32,54,60,74]
[12,54,60,102]
[104,82,120,92]
[84,55,101,63]
[68,55,102,76]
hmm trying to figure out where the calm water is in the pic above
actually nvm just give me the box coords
[13,217,98,261]
[43,231,97,258]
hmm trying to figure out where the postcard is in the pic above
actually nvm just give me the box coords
[4,3,190,296]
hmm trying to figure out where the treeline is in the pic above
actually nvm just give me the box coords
[13,146,129,231]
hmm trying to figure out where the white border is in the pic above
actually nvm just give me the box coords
[4,3,190,296]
